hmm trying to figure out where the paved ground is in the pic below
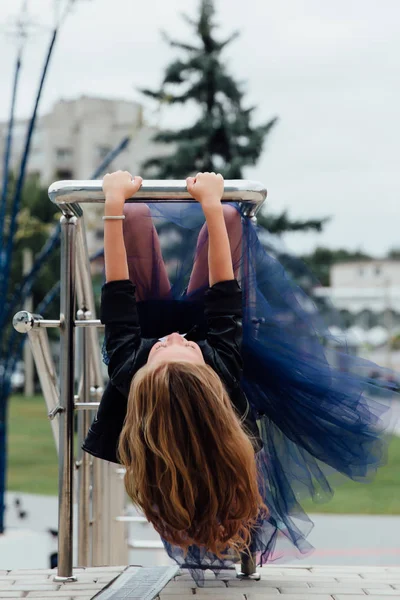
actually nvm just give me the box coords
[305,514,400,566]
[1,565,400,599]
[159,565,400,599]
[0,565,126,599]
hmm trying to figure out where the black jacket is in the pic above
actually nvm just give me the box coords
[82,278,262,463]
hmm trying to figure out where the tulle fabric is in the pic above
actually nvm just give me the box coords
[112,201,397,581]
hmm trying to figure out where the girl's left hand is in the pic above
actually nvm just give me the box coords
[103,171,143,206]
[186,172,224,210]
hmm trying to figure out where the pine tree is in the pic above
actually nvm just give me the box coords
[141,0,276,179]
[257,210,330,236]
[141,0,327,235]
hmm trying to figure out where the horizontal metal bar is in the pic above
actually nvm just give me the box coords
[74,402,100,410]
[48,179,267,208]
[35,319,61,328]
[75,320,103,328]
[49,405,64,420]
[128,539,164,550]
[115,516,148,523]
[13,311,61,332]
[13,312,104,333]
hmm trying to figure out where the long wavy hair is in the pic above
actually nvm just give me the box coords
[118,361,267,557]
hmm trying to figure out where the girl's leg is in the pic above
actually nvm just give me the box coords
[187,204,243,294]
[123,203,171,301]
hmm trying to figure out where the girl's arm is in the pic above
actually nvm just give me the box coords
[186,173,234,286]
[103,171,143,282]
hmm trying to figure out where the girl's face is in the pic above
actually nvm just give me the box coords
[147,332,205,367]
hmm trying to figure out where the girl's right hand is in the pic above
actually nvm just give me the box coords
[186,172,224,210]
[103,171,143,207]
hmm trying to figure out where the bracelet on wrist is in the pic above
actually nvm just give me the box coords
[102,215,125,221]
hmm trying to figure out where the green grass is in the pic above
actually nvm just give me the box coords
[7,394,58,495]
[302,435,400,514]
[6,394,400,513]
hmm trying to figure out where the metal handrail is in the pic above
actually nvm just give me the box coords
[48,179,267,218]
[12,313,104,330]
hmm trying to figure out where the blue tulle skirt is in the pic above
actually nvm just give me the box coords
[115,201,397,580]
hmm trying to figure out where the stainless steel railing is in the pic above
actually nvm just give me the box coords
[48,179,267,218]
[13,179,267,581]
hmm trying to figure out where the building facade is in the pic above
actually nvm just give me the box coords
[0,96,164,183]
[0,96,169,254]
[315,260,400,370]
[315,260,400,329]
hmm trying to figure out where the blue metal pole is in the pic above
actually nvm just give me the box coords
[0,45,23,536]
[90,135,131,179]
[0,28,58,308]
[0,27,58,535]
[0,53,22,285]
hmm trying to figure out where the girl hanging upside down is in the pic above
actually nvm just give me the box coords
[83,170,397,580]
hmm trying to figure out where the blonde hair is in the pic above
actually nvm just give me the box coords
[118,361,267,557]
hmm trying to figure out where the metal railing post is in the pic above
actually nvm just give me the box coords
[108,465,129,564]
[76,310,92,567]
[74,215,118,567]
[91,459,108,566]
[54,214,77,582]
[75,216,104,388]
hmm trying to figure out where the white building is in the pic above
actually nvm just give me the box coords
[315,260,400,327]
[0,96,169,254]
[0,96,164,183]
[315,260,400,370]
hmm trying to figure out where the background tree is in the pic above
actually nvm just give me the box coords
[299,247,400,289]
[387,248,400,260]
[141,0,276,179]
[0,173,61,371]
[141,0,327,235]
[257,210,330,237]
[8,174,60,313]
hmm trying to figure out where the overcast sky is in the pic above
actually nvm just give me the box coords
[0,0,399,255]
